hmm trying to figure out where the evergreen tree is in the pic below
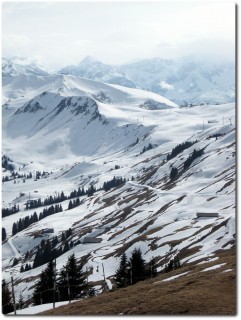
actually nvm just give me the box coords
[68,200,73,210]
[67,254,87,299]
[146,257,158,278]
[17,292,24,310]
[170,167,178,180]
[114,253,129,288]
[57,254,86,301]
[164,255,181,273]
[12,222,17,236]
[2,227,7,242]
[12,258,19,267]
[2,279,14,314]
[33,260,55,305]
[129,248,146,284]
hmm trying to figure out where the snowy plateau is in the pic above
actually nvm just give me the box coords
[2,59,236,310]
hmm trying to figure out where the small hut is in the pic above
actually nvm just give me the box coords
[196,212,219,218]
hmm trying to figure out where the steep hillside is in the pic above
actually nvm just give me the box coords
[39,247,236,315]
[2,74,236,309]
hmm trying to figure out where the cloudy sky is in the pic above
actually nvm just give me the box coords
[2,0,235,70]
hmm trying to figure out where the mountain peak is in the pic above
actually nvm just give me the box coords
[2,56,49,77]
[79,55,99,66]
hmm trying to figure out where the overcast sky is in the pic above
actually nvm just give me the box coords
[2,1,235,70]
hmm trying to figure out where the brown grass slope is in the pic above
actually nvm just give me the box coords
[40,247,236,316]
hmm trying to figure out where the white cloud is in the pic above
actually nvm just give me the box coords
[1,1,235,68]
[160,81,174,90]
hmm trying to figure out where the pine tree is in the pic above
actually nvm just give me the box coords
[2,227,7,242]
[146,257,158,278]
[68,200,73,210]
[2,279,14,314]
[12,222,17,236]
[68,254,86,299]
[129,248,146,284]
[17,292,24,310]
[170,167,178,180]
[57,254,86,300]
[114,253,129,288]
[57,267,68,301]
[33,260,55,305]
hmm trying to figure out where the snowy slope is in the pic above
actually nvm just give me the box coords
[59,56,136,88]
[2,57,49,78]
[58,56,235,105]
[1,73,236,306]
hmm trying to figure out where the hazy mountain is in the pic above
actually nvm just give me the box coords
[2,57,50,77]
[58,56,235,105]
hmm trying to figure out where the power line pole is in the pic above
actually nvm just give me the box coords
[130,261,133,285]
[102,263,108,292]
[11,276,16,315]
[86,267,89,296]
[53,259,56,309]
[66,270,71,304]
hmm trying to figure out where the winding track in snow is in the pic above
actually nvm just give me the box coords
[7,236,22,259]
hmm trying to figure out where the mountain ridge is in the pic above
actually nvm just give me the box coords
[3,55,235,105]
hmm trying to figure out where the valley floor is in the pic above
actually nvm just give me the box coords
[40,247,236,316]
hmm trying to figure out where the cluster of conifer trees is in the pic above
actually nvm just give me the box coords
[169,147,205,181]
[12,204,63,236]
[2,280,14,314]
[166,140,198,161]
[206,132,226,139]
[2,204,20,218]
[114,249,181,289]
[32,229,73,269]
[2,171,32,183]
[183,148,204,169]
[114,248,158,288]
[33,254,88,305]
[26,192,67,210]
[2,155,14,171]
[103,176,126,192]
[140,143,154,155]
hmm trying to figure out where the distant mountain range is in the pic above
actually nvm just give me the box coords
[3,55,235,105]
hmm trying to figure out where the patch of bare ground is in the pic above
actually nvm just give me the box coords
[40,247,236,316]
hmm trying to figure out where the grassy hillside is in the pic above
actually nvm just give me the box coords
[40,246,236,315]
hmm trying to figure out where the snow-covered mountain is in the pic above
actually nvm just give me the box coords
[3,55,235,105]
[2,57,49,78]
[122,57,235,105]
[59,56,136,88]
[58,56,235,105]
[2,71,236,308]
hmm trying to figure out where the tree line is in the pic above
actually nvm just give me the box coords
[2,171,32,183]
[2,204,20,218]
[2,155,14,171]
[12,204,63,236]
[169,147,205,181]
[114,248,181,288]
[114,248,158,288]
[32,229,73,269]
[166,140,198,161]
[2,253,91,313]
[33,254,89,305]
